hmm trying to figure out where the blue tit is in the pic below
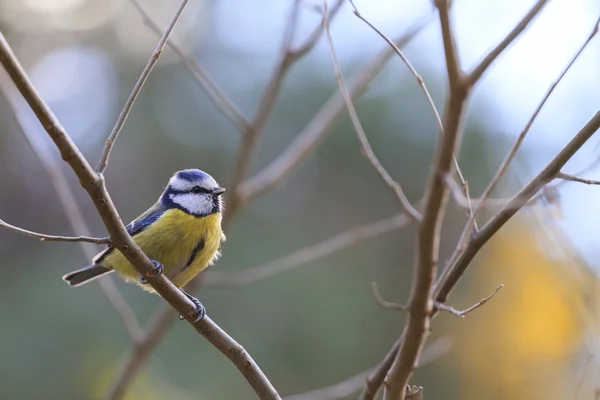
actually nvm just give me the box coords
[62,169,226,321]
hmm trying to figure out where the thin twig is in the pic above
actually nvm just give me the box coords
[370,282,407,311]
[349,1,474,224]
[471,16,600,219]
[283,336,451,400]
[106,309,179,400]
[436,110,600,304]
[322,1,422,222]
[129,0,250,133]
[204,214,410,288]
[0,27,280,400]
[439,15,600,302]
[383,0,468,397]
[574,351,594,400]
[226,0,345,222]
[96,0,188,174]
[0,90,145,342]
[238,14,434,204]
[105,2,347,395]
[557,171,600,185]
[467,0,550,85]
[434,284,503,318]
[0,219,109,244]
[365,112,600,400]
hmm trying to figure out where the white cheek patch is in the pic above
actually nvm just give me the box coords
[170,193,213,215]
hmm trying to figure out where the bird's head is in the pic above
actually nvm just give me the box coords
[161,169,226,216]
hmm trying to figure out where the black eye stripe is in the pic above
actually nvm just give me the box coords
[190,185,210,194]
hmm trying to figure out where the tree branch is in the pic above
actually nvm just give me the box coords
[370,282,408,312]
[204,214,410,288]
[466,0,550,86]
[96,0,188,174]
[383,0,468,397]
[226,0,344,222]
[470,16,599,221]
[129,0,250,133]
[283,336,451,400]
[434,284,503,318]
[0,27,280,400]
[238,14,434,204]
[436,110,600,304]
[104,8,432,397]
[106,308,179,399]
[323,2,422,222]
[0,219,109,244]
[557,171,600,185]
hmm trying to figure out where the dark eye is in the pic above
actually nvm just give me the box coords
[191,186,203,194]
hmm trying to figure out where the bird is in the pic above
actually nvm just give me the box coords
[62,169,226,321]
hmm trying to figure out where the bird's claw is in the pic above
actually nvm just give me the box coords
[179,291,206,322]
[139,260,164,284]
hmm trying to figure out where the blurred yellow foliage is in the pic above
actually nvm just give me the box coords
[447,216,596,399]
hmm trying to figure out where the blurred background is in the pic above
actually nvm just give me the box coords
[1,0,600,398]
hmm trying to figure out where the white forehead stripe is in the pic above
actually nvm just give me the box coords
[168,171,219,192]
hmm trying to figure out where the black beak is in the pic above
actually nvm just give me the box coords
[211,187,226,196]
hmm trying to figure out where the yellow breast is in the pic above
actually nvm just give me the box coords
[102,210,224,290]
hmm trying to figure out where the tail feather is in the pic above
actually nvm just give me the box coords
[62,265,113,287]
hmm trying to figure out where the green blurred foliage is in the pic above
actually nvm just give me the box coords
[0,1,589,399]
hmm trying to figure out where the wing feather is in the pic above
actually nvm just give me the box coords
[93,203,167,265]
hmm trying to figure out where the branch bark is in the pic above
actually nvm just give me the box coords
[0,26,280,400]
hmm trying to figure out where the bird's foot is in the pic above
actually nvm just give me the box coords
[179,290,206,322]
[139,260,164,284]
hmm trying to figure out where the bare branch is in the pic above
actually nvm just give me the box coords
[0,27,280,400]
[238,15,434,204]
[129,0,250,133]
[349,0,474,222]
[370,282,407,312]
[323,2,422,222]
[106,308,179,400]
[284,336,451,400]
[471,16,600,219]
[204,214,409,288]
[0,88,145,342]
[435,284,503,318]
[96,0,188,174]
[466,0,550,86]
[226,0,344,222]
[557,171,600,185]
[384,0,469,397]
[436,110,600,304]
[0,219,109,244]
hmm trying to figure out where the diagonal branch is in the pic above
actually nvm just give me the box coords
[383,0,469,397]
[239,14,434,205]
[0,219,109,244]
[0,26,280,400]
[466,0,550,86]
[323,2,422,222]
[435,284,503,318]
[129,0,250,133]
[204,214,410,288]
[226,0,344,223]
[0,84,144,342]
[436,110,600,303]
[105,8,432,397]
[96,0,188,174]
[284,336,451,400]
[558,171,600,185]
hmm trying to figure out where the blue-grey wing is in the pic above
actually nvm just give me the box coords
[93,203,167,265]
[124,203,167,237]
